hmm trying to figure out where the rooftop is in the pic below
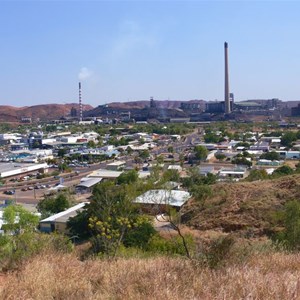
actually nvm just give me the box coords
[40,202,89,223]
[0,162,48,174]
[88,169,123,179]
[134,189,191,208]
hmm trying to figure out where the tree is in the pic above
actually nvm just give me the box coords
[204,132,220,143]
[215,153,226,161]
[126,146,133,155]
[123,216,156,249]
[156,155,164,164]
[2,205,39,234]
[87,140,96,148]
[194,145,208,161]
[190,184,212,208]
[161,169,180,183]
[182,167,216,189]
[37,192,73,218]
[87,182,142,256]
[246,169,268,181]
[167,146,174,153]
[273,165,294,176]
[179,153,185,167]
[275,200,300,250]
[260,151,280,161]
[234,142,250,149]
[281,131,297,148]
[231,157,252,167]
[58,148,67,158]
[58,163,71,173]
[140,149,150,160]
[67,209,91,241]
[116,170,138,185]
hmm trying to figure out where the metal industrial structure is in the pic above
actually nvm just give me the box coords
[79,82,83,122]
[224,42,231,114]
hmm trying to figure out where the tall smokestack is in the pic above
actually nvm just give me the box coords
[79,82,83,122]
[224,42,231,114]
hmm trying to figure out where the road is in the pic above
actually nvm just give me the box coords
[0,163,106,205]
[0,131,205,205]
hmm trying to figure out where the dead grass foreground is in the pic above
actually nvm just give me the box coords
[2,251,300,300]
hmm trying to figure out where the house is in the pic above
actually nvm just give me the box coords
[257,159,282,166]
[250,142,269,152]
[218,167,248,180]
[134,189,191,212]
[39,202,89,234]
[106,161,126,171]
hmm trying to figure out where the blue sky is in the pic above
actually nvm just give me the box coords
[1,1,300,107]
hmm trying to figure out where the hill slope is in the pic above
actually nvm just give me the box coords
[182,174,300,237]
[0,103,93,122]
[1,251,300,299]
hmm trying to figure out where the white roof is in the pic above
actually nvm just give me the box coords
[106,161,126,166]
[167,165,182,171]
[134,190,191,208]
[77,178,102,188]
[271,138,281,143]
[219,168,246,175]
[88,169,123,178]
[138,171,151,178]
[40,202,89,223]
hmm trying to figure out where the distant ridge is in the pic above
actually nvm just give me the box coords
[0,103,93,123]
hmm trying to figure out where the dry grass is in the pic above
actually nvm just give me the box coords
[183,173,300,236]
[2,251,300,299]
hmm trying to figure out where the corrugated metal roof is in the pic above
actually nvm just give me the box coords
[77,178,102,188]
[134,190,191,207]
[40,202,89,223]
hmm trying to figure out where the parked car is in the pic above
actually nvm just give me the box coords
[4,190,15,195]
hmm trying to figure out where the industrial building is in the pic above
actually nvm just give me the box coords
[0,162,48,178]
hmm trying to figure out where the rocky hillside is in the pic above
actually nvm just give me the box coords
[0,103,93,123]
[182,174,300,237]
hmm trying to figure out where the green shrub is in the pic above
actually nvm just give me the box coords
[0,233,73,271]
[123,220,156,249]
[273,200,300,250]
[146,234,195,256]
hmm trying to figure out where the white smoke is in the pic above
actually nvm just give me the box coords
[78,67,93,81]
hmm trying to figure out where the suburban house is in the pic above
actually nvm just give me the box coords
[39,202,89,234]
[134,189,191,213]
[218,167,248,180]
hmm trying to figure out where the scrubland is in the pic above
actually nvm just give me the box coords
[1,250,300,300]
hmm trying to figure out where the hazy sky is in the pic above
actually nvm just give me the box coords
[1,1,300,107]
